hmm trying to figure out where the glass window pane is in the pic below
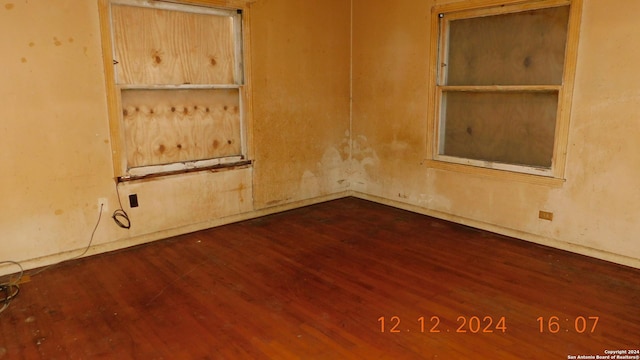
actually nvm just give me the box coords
[445,6,569,86]
[441,91,558,168]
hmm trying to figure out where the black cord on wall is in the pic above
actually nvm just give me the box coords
[113,182,131,229]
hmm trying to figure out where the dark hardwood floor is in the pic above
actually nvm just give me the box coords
[1,197,639,359]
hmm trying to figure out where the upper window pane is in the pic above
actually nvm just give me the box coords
[111,4,239,85]
[444,6,570,86]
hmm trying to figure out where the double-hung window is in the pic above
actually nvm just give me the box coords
[428,0,582,180]
[101,0,249,179]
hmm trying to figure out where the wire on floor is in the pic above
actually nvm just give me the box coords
[0,261,24,315]
[0,189,124,315]
[0,202,105,316]
[0,204,103,313]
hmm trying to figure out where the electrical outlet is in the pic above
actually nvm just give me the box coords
[129,194,139,208]
[98,197,108,212]
[539,210,553,221]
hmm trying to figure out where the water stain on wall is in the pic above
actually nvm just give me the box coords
[301,132,380,197]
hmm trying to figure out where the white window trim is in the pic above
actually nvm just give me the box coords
[425,0,583,185]
[99,0,253,180]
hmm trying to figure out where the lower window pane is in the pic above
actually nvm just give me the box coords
[121,88,242,168]
[440,91,558,168]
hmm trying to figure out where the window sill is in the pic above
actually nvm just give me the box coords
[422,159,565,188]
[119,158,252,182]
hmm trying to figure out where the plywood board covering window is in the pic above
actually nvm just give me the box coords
[429,0,582,180]
[111,4,238,85]
[121,89,242,167]
[105,0,246,178]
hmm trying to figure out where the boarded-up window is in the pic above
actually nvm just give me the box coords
[108,1,245,178]
[434,1,577,176]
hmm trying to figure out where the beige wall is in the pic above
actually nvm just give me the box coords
[251,0,352,208]
[352,0,640,267]
[0,0,350,276]
[2,0,639,276]
[0,0,116,264]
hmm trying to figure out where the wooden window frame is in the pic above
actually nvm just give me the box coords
[98,0,254,180]
[424,0,583,186]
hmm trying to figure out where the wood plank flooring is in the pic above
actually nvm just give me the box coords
[1,197,639,359]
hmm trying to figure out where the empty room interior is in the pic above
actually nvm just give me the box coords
[1,0,639,358]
